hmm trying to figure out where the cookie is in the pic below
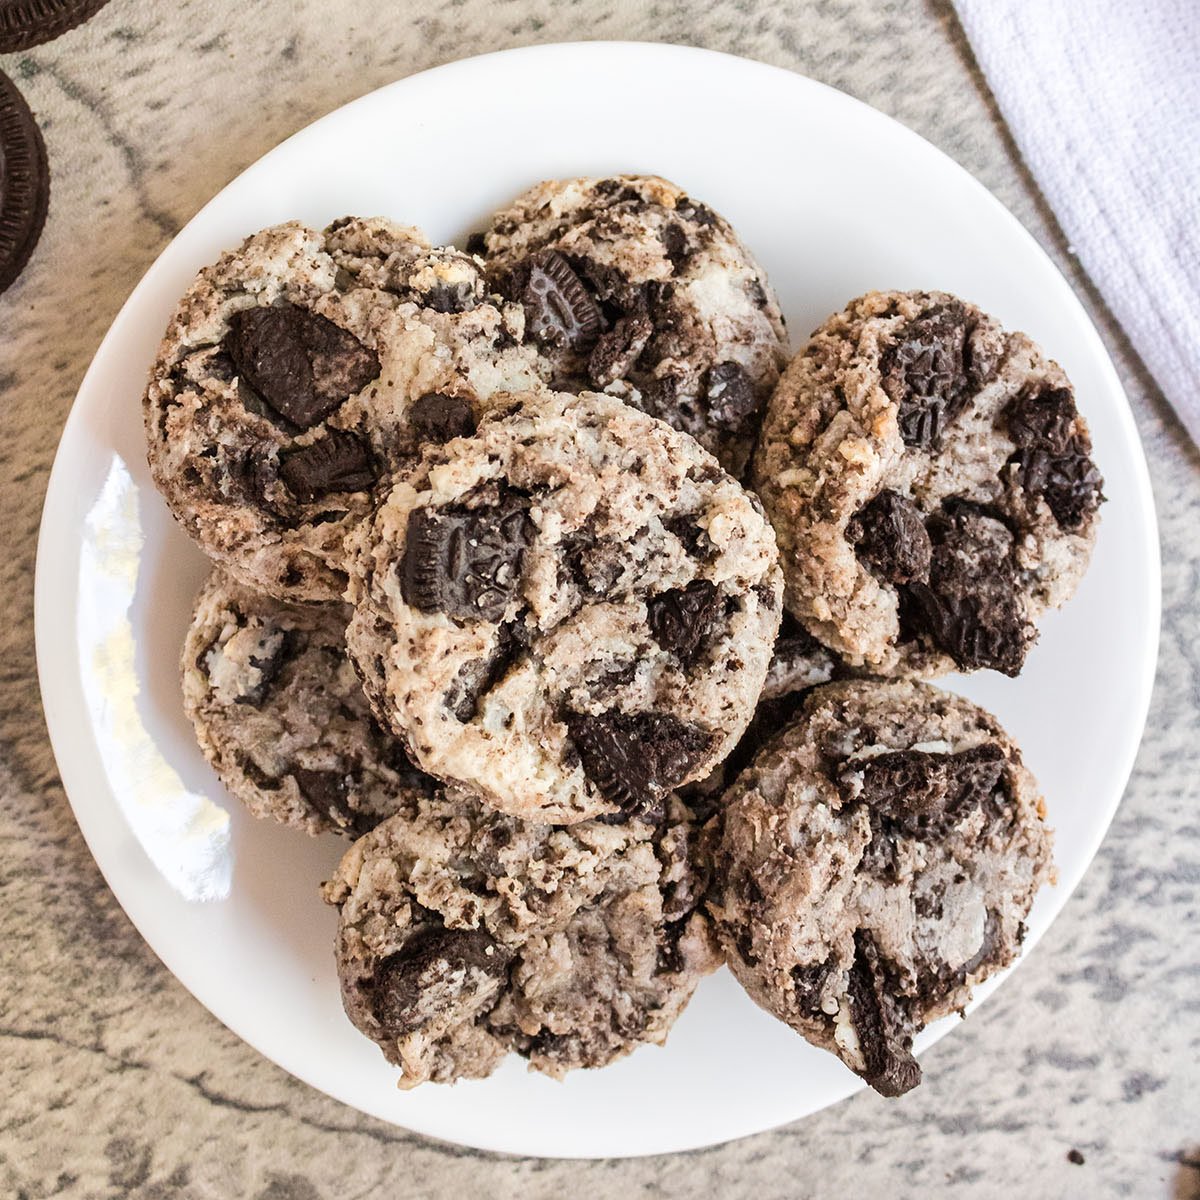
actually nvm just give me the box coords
[0,0,110,52]
[0,70,49,295]
[182,570,435,837]
[708,679,1054,1096]
[322,791,718,1086]
[479,175,789,475]
[346,388,783,825]
[752,290,1103,676]
[145,218,546,601]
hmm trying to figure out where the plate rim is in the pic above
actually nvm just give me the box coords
[34,39,1162,1158]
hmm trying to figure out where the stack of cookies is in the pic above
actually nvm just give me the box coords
[146,175,1102,1096]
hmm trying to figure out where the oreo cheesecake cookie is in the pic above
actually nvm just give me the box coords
[752,290,1103,676]
[322,791,718,1086]
[479,175,789,475]
[345,388,782,825]
[182,570,435,837]
[145,218,546,601]
[707,679,1054,1096]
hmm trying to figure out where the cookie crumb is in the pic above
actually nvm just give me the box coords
[1067,1149,1085,1165]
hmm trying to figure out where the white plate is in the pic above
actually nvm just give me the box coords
[35,42,1159,1158]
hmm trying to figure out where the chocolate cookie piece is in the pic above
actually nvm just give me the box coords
[323,792,720,1087]
[345,388,782,825]
[0,0,110,52]
[707,679,1054,1097]
[0,71,49,295]
[182,570,436,837]
[753,289,1103,677]
[144,219,547,602]
[481,175,789,475]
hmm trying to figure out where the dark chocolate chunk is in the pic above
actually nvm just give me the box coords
[661,221,690,270]
[565,709,713,817]
[409,392,475,444]
[1004,385,1103,530]
[792,958,835,1016]
[0,70,49,295]
[588,312,654,388]
[400,491,534,622]
[224,304,379,429]
[842,743,1006,837]
[0,0,110,53]
[292,766,365,835]
[372,927,509,1036]
[236,754,282,792]
[464,231,486,256]
[847,490,932,585]
[901,501,1029,675]
[880,303,974,450]
[1067,1150,1085,1166]
[519,251,604,350]
[646,579,719,661]
[704,362,760,428]
[278,430,376,501]
[846,930,921,1097]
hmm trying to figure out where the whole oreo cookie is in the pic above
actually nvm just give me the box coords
[0,0,111,52]
[0,70,49,295]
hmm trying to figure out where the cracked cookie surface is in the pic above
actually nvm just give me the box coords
[345,389,782,825]
[752,290,1102,676]
[707,679,1054,1096]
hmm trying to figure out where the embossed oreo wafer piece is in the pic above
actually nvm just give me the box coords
[0,71,49,295]
[0,0,111,53]
[345,389,782,825]
[707,679,1054,1097]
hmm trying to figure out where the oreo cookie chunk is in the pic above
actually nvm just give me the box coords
[345,388,782,825]
[752,290,1103,676]
[323,792,719,1086]
[480,175,789,475]
[707,680,1054,1097]
[144,218,546,601]
[182,570,437,836]
[0,0,110,52]
[0,71,49,295]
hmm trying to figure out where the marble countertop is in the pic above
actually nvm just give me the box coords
[1,1,1197,1196]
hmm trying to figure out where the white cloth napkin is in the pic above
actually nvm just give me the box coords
[953,0,1200,444]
